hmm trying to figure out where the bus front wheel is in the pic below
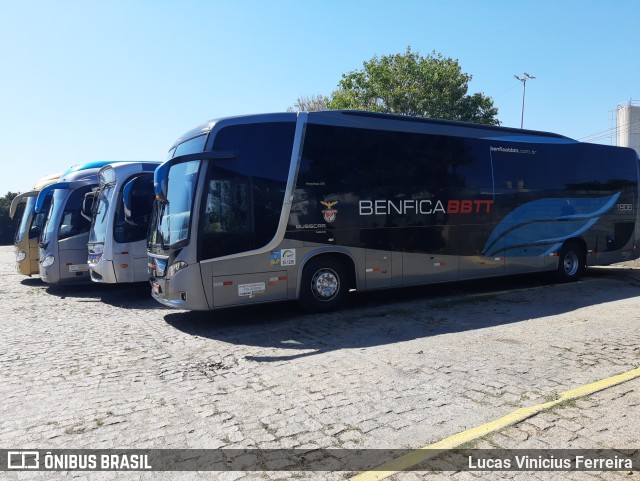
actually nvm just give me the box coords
[299,257,348,312]
[556,242,584,282]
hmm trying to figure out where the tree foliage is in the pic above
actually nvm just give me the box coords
[287,94,330,112]
[292,47,500,124]
[0,192,19,246]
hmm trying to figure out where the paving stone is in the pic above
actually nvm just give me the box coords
[2,248,640,480]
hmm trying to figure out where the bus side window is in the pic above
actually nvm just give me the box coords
[204,179,250,234]
[200,177,253,259]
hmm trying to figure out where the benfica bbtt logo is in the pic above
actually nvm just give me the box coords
[320,200,338,223]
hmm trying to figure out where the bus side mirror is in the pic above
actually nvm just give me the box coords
[154,162,169,202]
[81,192,96,221]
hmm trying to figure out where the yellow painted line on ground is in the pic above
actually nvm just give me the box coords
[349,366,640,481]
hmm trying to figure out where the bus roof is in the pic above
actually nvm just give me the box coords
[307,110,578,144]
[331,110,573,140]
[34,161,134,213]
[98,161,160,187]
[61,160,131,177]
[168,110,578,153]
[33,172,63,190]
[9,172,63,218]
[168,113,297,151]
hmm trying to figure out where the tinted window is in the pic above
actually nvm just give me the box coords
[173,135,207,157]
[292,124,493,232]
[201,173,253,259]
[59,186,93,240]
[569,144,638,191]
[114,175,155,243]
[298,124,492,193]
[491,142,637,194]
[209,122,294,182]
[198,122,295,260]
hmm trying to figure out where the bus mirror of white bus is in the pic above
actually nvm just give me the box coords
[9,190,37,219]
[81,191,97,221]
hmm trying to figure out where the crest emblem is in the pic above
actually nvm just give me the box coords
[320,200,339,223]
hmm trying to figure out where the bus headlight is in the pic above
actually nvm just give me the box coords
[42,255,55,267]
[167,261,187,279]
[16,251,26,262]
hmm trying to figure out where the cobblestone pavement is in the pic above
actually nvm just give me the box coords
[1,245,639,480]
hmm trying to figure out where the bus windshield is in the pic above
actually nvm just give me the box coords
[30,194,52,242]
[41,187,93,246]
[149,159,201,249]
[89,186,113,244]
[15,196,36,243]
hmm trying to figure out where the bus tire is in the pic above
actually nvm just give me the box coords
[299,257,348,312]
[556,241,584,282]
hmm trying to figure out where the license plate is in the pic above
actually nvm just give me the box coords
[69,264,89,273]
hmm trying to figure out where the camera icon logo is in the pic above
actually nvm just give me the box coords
[7,451,39,469]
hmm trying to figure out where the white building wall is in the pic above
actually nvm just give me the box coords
[617,103,640,156]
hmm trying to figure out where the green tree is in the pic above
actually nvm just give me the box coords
[0,192,19,246]
[287,94,330,112]
[326,47,500,125]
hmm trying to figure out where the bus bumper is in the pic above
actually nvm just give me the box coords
[149,263,210,310]
[89,258,118,283]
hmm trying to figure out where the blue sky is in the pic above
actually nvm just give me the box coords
[1,0,638,195]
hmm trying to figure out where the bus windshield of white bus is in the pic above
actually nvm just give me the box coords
[88,186,112,244]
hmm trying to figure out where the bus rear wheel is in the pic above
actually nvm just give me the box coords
[556,241,585,282]
[299,257,348,312]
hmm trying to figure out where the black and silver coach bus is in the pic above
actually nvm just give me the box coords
[147,111,639,311]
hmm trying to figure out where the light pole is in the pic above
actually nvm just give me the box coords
[514,73,535,129]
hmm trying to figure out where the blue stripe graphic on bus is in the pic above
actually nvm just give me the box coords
[482,193,621,257]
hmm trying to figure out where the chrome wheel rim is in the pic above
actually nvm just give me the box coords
[311,269,339,301]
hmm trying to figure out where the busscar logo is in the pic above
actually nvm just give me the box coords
[8,451,39,469]
[320,200,338,223]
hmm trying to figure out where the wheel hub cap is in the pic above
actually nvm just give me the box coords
[312,269,339,300]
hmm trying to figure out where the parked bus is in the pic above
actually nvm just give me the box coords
[10,173,63,276]
[86,161,160,283]
[147,111,639,311]
[35,161,126,284]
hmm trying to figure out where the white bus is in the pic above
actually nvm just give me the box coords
[86,161,160,283]
[10,172,62,276]
[35,161,126,284]
[147,111,639,311]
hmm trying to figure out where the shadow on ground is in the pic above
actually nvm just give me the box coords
[163,267,640,362]
[42,281,161,309]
